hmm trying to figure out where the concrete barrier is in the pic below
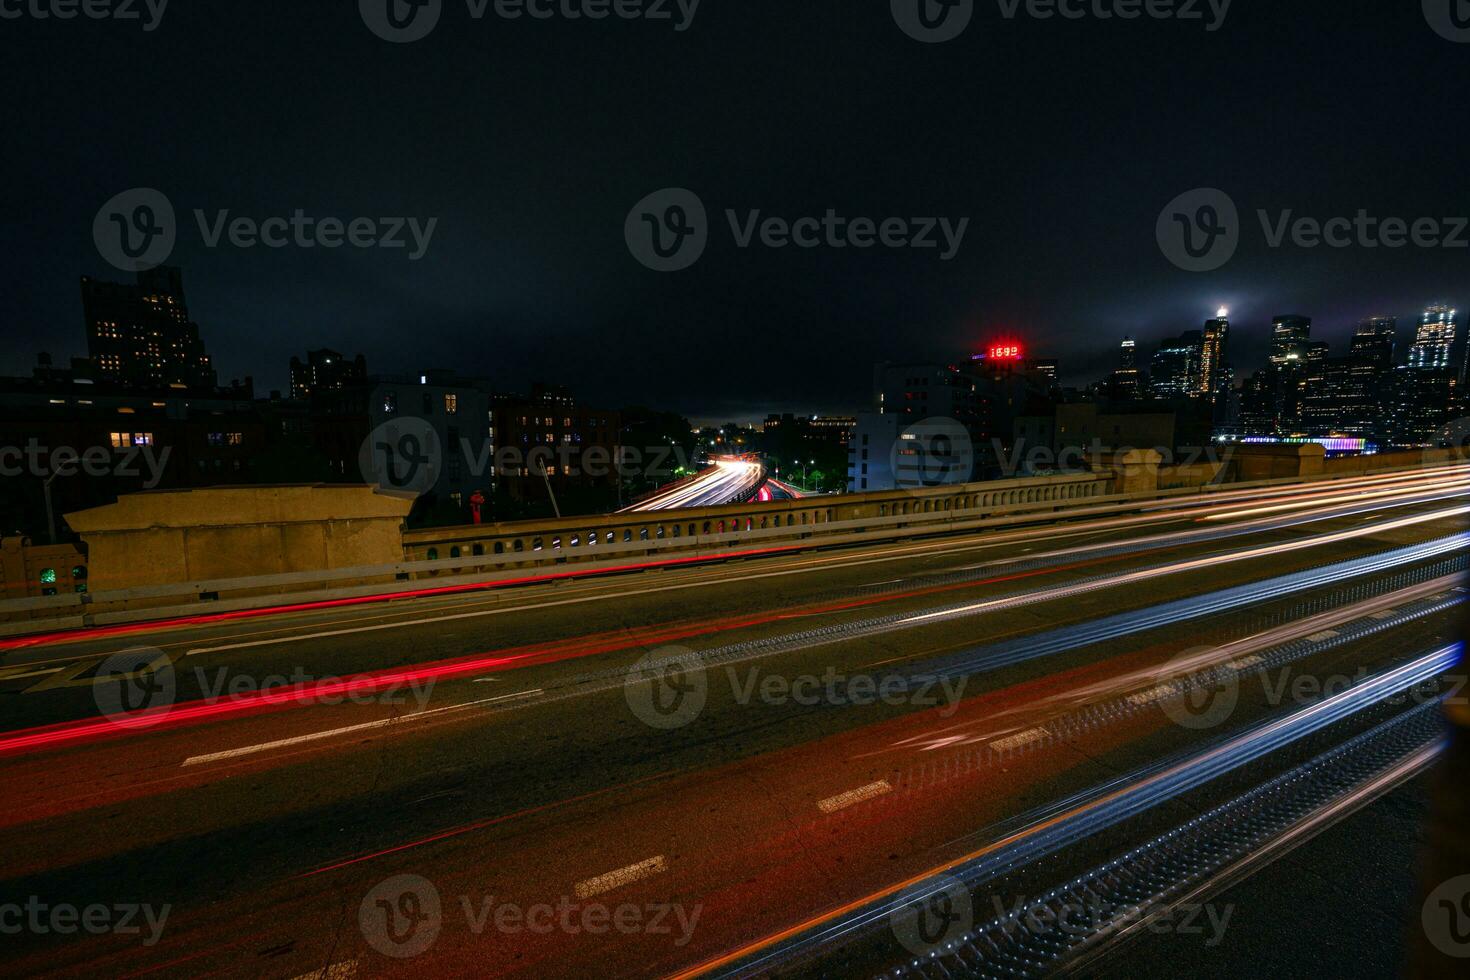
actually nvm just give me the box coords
[2,455,1461,637]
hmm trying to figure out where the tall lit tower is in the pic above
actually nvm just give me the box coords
[1408,305,1457,370]
[1270,314,1313,365]
[1351,317,1397,369]
[1108,336,1144,399]
[1199,307,1230,403]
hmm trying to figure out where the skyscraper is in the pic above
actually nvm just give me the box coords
[1150,331,1203,400]
[1350,317,1397,370]
[1408,305,1458,371]
[1109,337,1144,399]
[1198,308,1231,406]
[81,266,217,389]
[1269,314,1313,365]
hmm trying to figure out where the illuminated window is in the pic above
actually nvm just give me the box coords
[444,394,459,414]
[110,432,132,449]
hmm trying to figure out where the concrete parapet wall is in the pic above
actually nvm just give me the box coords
[65,485,414,591]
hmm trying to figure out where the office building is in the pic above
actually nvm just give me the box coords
[80,266,217,389]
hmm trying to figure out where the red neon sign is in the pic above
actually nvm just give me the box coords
[986,344,1024,361]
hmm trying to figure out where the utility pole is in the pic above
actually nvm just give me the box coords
[540,467,561,519]
[43,472,58,544]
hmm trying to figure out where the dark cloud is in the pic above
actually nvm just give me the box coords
[1,1,1463,417]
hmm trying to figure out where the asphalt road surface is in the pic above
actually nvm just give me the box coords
[1,465,1466,979]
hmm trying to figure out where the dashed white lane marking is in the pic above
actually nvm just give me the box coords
[1306,630,1341,643]
[817,780,894,813]
[989,728,1048,752]
[290,961,358,980]
[180,690,542,767]
[574,856,666,899]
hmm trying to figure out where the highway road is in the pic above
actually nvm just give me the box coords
[0,465,1466,979]
[623,458,767,512]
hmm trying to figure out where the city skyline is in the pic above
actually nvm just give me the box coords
[12,263,1463,425]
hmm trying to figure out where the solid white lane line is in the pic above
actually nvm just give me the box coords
[574,856,667,899]
[817,780,894,813]
[180,691,542,767]
[182,717,409,766]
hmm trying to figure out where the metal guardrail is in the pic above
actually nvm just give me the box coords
[1,460,1463,637]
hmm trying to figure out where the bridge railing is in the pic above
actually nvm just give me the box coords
[1,459,1461,637]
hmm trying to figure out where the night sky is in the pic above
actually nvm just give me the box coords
[2,0,1466,424]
